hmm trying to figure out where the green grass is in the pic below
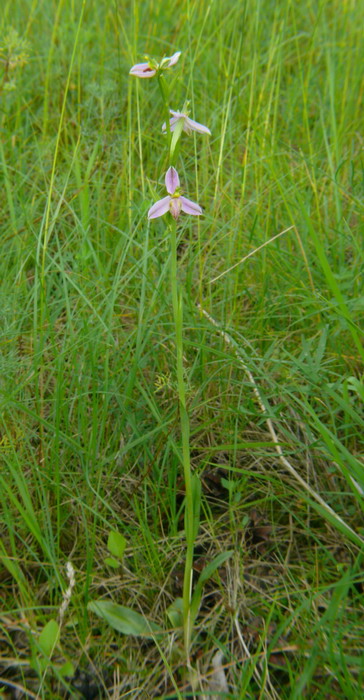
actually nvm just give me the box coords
[0,0,363,697]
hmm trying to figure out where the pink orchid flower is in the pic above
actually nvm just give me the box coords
[158,51,182,69]
[162,109,211,135]
[148,167,202,220]
[129,62,157,79]
[129,51,181,79]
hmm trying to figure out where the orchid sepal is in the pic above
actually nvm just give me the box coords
[148,196,171,219]
[165,166,180,194]
[180,196,203,216]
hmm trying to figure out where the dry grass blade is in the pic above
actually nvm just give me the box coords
[209,226,295,283]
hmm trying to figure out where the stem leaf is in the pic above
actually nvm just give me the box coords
[190,551,234,624]
[88,600,163,638]
[38,619,60,658]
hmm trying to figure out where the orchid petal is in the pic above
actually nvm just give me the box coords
[185,116,211,135]
[166,51,181,67]
[161,117,180,133]
[169,197,182,219]
[180,196,202,216]
[169,117,184,133]
[148,196,171,219]
[165,167,180,195]
[129,63,156,78]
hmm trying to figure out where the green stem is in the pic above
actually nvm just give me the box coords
[157,73,172,160]
[170,218,195,659]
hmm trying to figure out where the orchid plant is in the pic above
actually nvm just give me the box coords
[89,46,233,681]
[128,50,222,666]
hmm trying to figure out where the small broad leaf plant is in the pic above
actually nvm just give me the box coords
[0,27,29,94]
[130,51,211,657]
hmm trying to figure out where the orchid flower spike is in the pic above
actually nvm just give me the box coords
[148,167,202,221]
[162,109,211,136]
[129,51,181,79]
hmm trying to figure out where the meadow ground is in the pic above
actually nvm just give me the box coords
[0,0,363,697]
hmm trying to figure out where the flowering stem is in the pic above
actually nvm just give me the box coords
[157,73,173,160]
[169,217,195,659]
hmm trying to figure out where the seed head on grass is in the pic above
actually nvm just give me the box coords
[59,561,76,624]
